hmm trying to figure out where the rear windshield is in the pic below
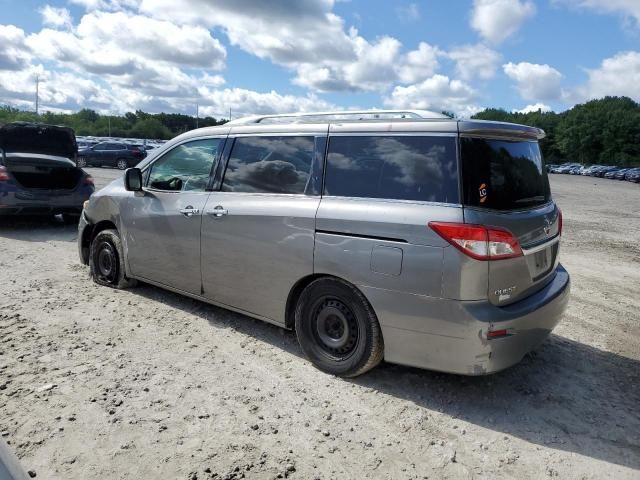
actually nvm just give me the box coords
[324,135,459,203]
[461,137,551,211]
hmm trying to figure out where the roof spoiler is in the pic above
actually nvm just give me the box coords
[459,120,545,140]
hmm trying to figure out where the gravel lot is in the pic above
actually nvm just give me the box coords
[1,170,638,479]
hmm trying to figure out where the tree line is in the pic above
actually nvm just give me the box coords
[1,96,638,165]
[0,107,227,140]
[472,96,640,166]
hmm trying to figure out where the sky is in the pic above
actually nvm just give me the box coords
[0,0,639,119]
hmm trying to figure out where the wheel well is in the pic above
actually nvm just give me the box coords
[82,220,118,262]
[285,274,367,330]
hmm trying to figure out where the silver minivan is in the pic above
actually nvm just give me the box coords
[78,110,570,377]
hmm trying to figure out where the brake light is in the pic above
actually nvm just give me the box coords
[429,222,523,261]
[83,175,94,186]
[0,166,9,182]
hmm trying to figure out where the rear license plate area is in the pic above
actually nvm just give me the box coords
[532,247,553,280]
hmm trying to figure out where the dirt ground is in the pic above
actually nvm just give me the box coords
[1,170,639,479]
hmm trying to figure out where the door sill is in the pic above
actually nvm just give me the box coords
[130,275,287,329]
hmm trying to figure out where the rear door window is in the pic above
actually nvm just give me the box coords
[460,138,551,210]
[324,135,459,203]
[222,136,316,195]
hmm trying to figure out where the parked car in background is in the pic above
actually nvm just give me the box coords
[593,166,618,178]
[625,168,640,182]
[604,167,626,179]
[612,168,631,180]
[77,141,146,170]
[0,122,94,222]
[581,165,601,176]
[546,164,558,172]
[554,163,581,173]
[78,110,569,377]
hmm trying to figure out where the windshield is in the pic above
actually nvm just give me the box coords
[461,137,551,211]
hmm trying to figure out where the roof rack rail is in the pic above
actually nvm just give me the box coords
[225,109,451,126]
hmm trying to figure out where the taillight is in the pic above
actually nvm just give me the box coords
[0,166,9,182]
[557,208,563,236]
[83,175,94,186]
[429,222,523,261]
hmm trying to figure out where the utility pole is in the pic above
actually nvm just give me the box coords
[195,103,199,129]
[108,116,111,137]
[35,75,39,115]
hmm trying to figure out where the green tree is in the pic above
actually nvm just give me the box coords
[129,118,173,139]
[472,97,640,166]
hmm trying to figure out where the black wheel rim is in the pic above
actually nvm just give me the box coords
[312,297,358,357]
[96,240,118,284]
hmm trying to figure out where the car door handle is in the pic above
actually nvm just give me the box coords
[207,205,228,217]
[179,206,200,217]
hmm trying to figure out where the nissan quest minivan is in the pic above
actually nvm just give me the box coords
[78,110,570,377]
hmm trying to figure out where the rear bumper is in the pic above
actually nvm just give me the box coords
[0,185,92,216]
[365,264,571,375]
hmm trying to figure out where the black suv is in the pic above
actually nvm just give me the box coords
[77,142,146,170]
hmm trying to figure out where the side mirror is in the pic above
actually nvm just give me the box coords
[124,168,143,192]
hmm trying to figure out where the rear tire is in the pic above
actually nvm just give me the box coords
[116,159,128,170]
[77,157,87,168]
[295,278,383,377]
[89,229,137,289]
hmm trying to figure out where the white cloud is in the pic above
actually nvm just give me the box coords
[0,25,32,70]
[290,34,403,92]
[397,42,443,84]
[384,74,481,118]
[513,103,552,113]
[0,64,120,112]
[293,36,444,92]
[470,0,536,44]
[554,0,640,27]
[139,0,356,65]
[396,3,421,22]
[0,1,345,116]
[138,0,443,93]
[448,44,501,80]
[503,62,563,101]
[197,88,336,119]
[39,5,73,30]
[27,11,226,73]
[572,51,640,102]
[341,35,402,90]
[69,0,140,11]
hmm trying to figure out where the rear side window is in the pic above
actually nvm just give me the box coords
[461,138,551,210]
[222,136,315,194]
[324,135,459,203]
